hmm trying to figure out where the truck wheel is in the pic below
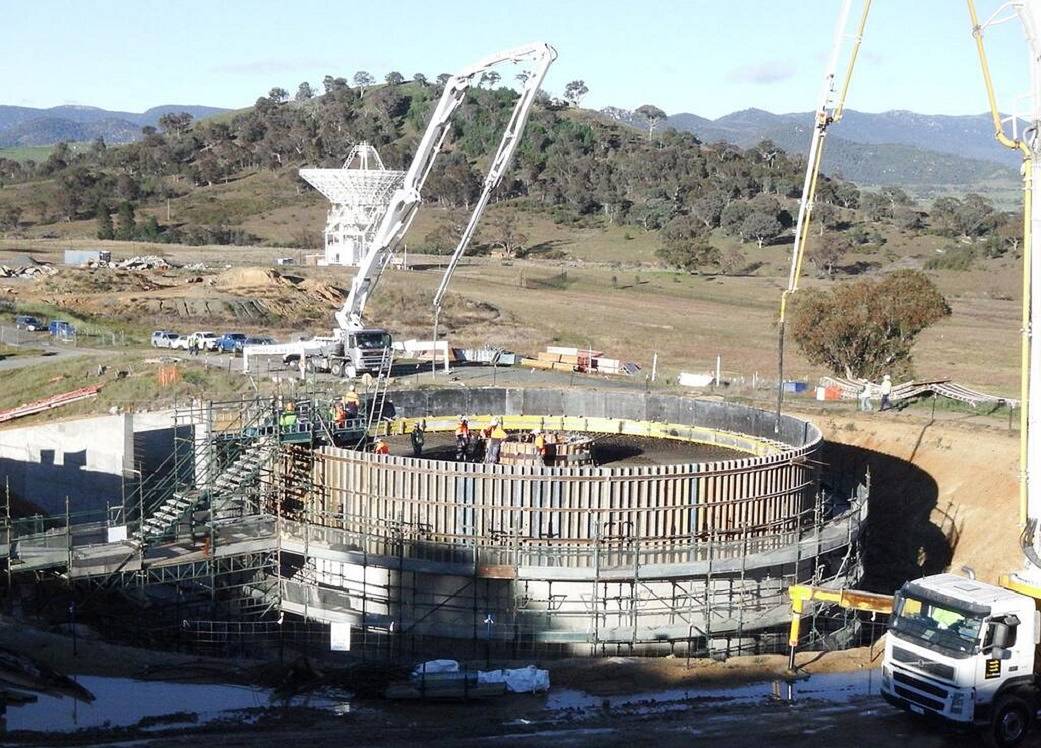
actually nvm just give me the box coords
[305,357,316,373]
[987,694,1033,748]
[331,361,345,378]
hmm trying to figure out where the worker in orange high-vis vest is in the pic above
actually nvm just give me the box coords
[455,417,470,460]
[485,419,508,464]
[534,430,548,466]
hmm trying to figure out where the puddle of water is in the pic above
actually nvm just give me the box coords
[6,676,345,733]
[545,669,880,713]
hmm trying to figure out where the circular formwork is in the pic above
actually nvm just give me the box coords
[281,388,866,656]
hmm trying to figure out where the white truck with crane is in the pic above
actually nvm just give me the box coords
[780,1,1041,746]
[243,43,556,379]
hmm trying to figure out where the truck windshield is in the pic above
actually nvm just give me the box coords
[890,594,984,655]
[355,332,390,350]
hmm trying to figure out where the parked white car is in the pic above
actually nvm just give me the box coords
[170,335,190,350]
[151,330,180,348]
[186,331,220,351]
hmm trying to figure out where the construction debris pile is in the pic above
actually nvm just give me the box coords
[84,255,173,271]
[0,264,58,279]
[522,345,639,376]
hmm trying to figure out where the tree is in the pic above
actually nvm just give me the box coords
[412,73,428,85]
[635,104,666,141]
[563,80,589,107]
[483,212,527,258]
[718,247,746,275]
[268,87,289,104]
[322,76,349,94]
[158,112,193,134]
[115,201,136,241]
[480,71,501,88]
[956,193,997,238]
[139,214,161,241]
[95,204,114,240]
[720,201,752,236]
[436,73,451,86]
[861,191,892,222]
[740,212,784,248]
[0,204,22,235]
[807,232,850,278]
[353,71,375,96]
[515,71,531,85]
[655,214,720,272]
[893,206,924,231]
[790,269,951,380]
[295,81,314,101]
[691,193,727,229]
[385,71,404,85]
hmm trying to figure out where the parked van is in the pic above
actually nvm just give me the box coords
[14,315,45,331]
[49,320,75,338]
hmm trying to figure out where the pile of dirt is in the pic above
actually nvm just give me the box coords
[38,268,169,295]
[212,266,290,290]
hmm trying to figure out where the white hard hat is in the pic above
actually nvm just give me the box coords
[883,374,891,380]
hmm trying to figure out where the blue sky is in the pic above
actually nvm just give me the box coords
[0,1,1033,118]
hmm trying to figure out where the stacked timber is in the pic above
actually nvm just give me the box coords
[522,345,637,375]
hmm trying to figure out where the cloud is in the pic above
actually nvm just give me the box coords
[727,60,797,85]
[210,57,335,76]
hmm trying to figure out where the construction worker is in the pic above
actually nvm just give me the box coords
[858,382,873,412]
[455,417,470,461]
[332,400,347,428]
[534,430,548,466]
[879,374,893,412]
[485,418,508,464]
[373,436,390,455]
[343,385,360,418]
[279,400,298,431]
[410,421,426,457]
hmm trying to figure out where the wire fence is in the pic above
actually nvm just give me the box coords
[112,604,890,668]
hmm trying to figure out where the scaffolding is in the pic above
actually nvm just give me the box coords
[0,391,869,662]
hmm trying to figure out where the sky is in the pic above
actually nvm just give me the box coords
[0,0,1035,118]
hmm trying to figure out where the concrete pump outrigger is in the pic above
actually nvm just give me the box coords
[243,43,556,378]
[782,2,1041,746]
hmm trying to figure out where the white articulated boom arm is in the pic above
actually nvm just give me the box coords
[774,0,871,430]
[334,42,557,333]
[432,44,557,316]
[968,0,1041,590]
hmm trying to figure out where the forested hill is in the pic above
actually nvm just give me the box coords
[603,106,1018,190]
[0,78,1021,276]
[0,104,230,147]
[0,80,844,240]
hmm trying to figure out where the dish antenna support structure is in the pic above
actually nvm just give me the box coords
[300,143,406,267]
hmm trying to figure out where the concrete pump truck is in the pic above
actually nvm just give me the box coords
[781,2,1041,746]
[242,43,556,378]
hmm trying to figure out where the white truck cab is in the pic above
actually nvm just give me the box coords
[881,573,1040,746]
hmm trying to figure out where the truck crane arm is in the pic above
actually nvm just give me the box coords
[334,42,557,333]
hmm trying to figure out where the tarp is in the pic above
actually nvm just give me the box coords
[411,659,460,676]
[476,666,550,693]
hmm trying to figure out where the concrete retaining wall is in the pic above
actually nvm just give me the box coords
[0,411,179,515]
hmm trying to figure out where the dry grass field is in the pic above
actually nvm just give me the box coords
[0,208,1026,397]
